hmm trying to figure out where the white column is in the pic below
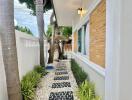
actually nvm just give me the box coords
[106,0,132,100]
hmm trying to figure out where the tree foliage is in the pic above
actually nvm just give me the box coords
[15,25,33,36]
[60,27,72,38]
[46,25,52,38]
[19,0,52,15]
[46,25,72,39]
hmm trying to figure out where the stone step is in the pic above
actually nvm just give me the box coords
[54,76,69,80]
[52,82,71,88]
[49,91,74,100]
[56,68,67,71]
[55,71,68,75]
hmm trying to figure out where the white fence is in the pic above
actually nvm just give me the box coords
[0,30,48,100]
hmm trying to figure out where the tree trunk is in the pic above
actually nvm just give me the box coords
[51,25,55,63]
[57,41,63,60]
[62,41,65,56]
[0,0,22,100]
[48,40,55,63]
[48,12,55,63]
[36,0,45,67]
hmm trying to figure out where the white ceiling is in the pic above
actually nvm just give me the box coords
[53,0,81,26]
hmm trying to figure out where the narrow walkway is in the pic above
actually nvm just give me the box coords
[35,60,78,100]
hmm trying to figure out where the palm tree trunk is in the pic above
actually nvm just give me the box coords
[57,41,63,60]
[36,0,46,67]
[0,0,22,100]
[48,40,55,63]
[48,14,55,63]
[62,41,65,57]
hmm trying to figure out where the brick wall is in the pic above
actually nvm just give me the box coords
[89,0,106,68]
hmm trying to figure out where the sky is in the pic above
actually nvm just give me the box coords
[14,0,52,37]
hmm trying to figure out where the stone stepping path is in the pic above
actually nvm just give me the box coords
[35,60,79,100]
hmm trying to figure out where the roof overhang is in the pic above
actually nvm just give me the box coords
[53,0,81,26]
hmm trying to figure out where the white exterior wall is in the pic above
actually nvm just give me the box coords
[72,0,105,99]
[15,30,48,80]
[0,30,48,99]
[72,0,101,32]
[106,0,132,100]
[15,30,40,80]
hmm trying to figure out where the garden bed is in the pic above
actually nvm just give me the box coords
[21,65,47,100]
[71,59,101,100]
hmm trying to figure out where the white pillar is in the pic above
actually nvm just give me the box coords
[106,0,132,100]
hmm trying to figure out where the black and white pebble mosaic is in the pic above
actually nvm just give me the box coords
[56,68,66,71]
[49,91,74,100]
[52,82,71,88]
[55,71,68,75]
[54,76,69,80]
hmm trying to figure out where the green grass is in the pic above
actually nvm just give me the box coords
[71,59,87,85]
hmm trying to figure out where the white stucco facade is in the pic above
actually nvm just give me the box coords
[71,0,105,99]
[53,0,132,99]
[105,0,132,100]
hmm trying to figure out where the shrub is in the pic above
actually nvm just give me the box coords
[71,59,87,85]
[21,71,41,100]
[15,25,33,36]
[34,65,47,77]
[78,80,101,100]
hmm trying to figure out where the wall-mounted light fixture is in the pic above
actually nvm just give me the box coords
[78,8,82,14]
[77,8,87,17]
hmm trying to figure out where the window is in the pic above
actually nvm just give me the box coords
[83,24,87,55]
[78,28,82,52]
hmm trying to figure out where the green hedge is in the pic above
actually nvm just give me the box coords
[34,65,47,77]
[71,59,101,100]
[21,66,46,100]
[71,59,87,85]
